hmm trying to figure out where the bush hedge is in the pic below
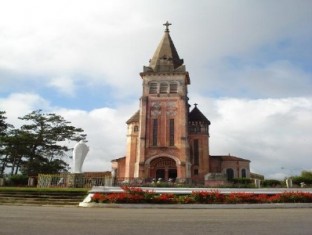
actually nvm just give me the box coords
[5,175,29,186]
[90,186,312,204]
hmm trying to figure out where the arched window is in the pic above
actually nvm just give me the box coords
[241,169,247,178]
[160,83,168,94]
[226,168,234,181]
[149,82,158,94]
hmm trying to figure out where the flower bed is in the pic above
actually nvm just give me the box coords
[90,186,312,204]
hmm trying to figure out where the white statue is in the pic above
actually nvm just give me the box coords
[72,140,89,173]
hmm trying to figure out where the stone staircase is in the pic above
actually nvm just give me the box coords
[0,189,88,206]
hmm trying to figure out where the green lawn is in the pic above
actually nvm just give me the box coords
[0,187,89,193]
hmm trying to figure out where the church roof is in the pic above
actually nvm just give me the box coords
[189,105,210,124]
[111,156,126,162]
[126,110,140,124]
[210,155,250,162]
[147,21,184,73]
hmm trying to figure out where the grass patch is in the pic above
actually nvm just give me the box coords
[0,187,88,194]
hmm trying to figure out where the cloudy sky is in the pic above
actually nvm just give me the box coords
[0,0,311,179]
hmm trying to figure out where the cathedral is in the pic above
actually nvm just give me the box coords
[111,22,251,185]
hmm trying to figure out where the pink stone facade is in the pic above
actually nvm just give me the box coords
[111,24,251,184]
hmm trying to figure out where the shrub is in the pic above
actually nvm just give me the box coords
[90,187,312,204]
[231,178,253,185]
[262,179,283,188]
[178,195,196,204]
[228,178,254,188]
[292,176,312,186]
[91,192,107,203]
[269,192,312,203]
[153,193,177,204]
[192,191,224,203]
[6,175,28,186]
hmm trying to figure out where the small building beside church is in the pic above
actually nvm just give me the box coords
[111,22,251,185]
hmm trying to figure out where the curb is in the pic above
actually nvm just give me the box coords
[79,202,312,209]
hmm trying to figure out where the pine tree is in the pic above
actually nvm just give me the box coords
[1,110,87,176]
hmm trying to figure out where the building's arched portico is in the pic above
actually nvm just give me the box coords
[146,156,178,180]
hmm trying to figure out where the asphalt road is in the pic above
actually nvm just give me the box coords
[0,205,311,235]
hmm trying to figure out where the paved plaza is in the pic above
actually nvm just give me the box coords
[0,205,311,235]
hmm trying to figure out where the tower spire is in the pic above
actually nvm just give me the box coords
[146,21,184,72]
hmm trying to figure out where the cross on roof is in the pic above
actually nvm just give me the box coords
[194,103,198,107]
[163,21,172,32]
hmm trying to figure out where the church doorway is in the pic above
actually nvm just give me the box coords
[149,157,177,181]
[156,169,165,179]
[168,169,177,179]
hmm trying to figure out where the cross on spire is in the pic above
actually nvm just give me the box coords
[163,21,172,32]
[194,103,198,107]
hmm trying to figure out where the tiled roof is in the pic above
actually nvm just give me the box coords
[126,110,140,124]
[111,156,126,162]
[148,30,184,72]
[189,106,210,124]
[210,155,250,162]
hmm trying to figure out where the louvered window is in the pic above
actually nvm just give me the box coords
[169,83,178,93]
[160,83,168,94]
[149,82,158,94]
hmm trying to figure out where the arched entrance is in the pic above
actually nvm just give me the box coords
[149,157,177,180]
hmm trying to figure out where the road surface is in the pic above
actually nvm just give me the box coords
[0,205,311,235]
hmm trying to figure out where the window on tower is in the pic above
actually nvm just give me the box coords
[194,139,199,165]
[149,82,158,94]
[169,119,174,146]
[149,81,179,94]
[169,83,178,93]
[152,119,158,146]
[160,82,168,94]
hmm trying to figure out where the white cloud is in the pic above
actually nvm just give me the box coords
[56,103,139,172]
[190,59,312,98]
[48,76,76,96]
[0,1,311,179]
[0,93,50,127]
[205,97,312,179]
[0,1,311,98]
[1,93,311,178]
[236,60,311,97]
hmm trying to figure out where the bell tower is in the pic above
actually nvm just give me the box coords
[134,22,192,181]
[113,22,252,184]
